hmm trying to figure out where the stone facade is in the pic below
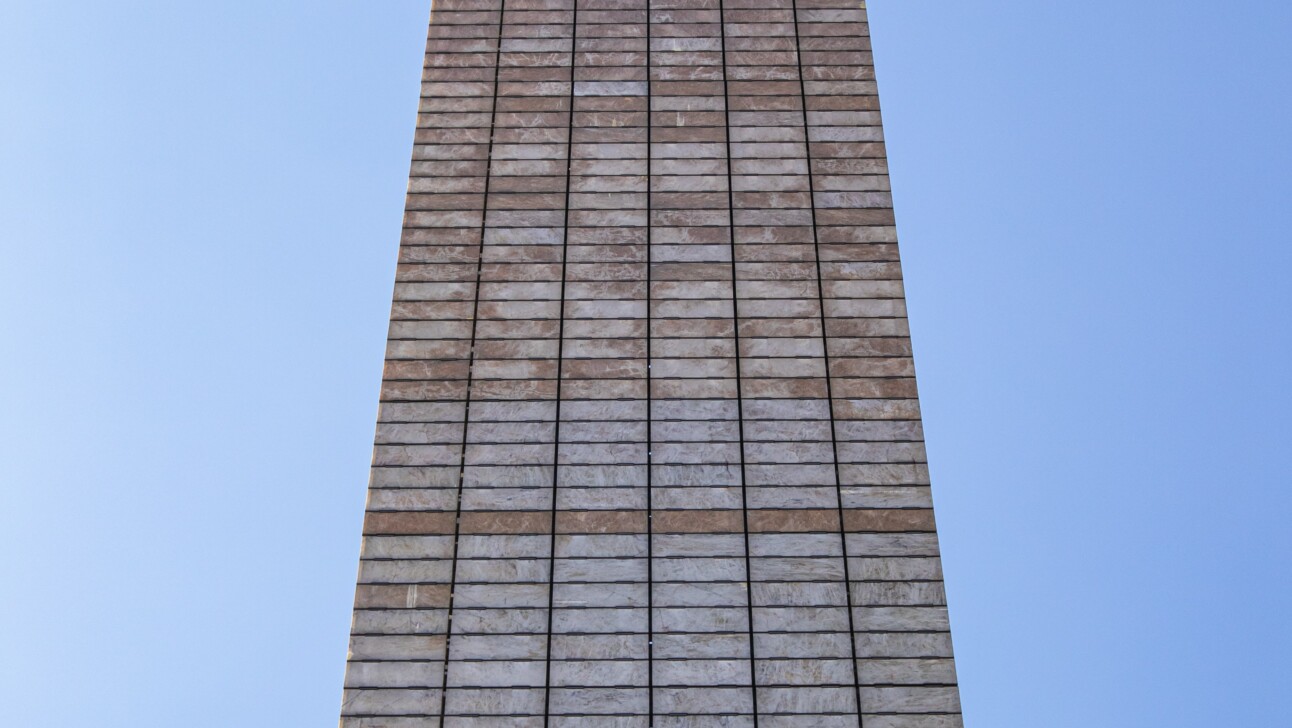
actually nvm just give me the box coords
[342,0,962,725]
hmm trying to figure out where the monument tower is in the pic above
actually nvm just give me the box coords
[341,0,963,725]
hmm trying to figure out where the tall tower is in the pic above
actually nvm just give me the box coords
[342,1,963,725]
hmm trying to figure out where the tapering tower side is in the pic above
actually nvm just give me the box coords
[342,1,963,725]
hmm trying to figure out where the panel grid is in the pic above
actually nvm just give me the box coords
[343,1,962,726]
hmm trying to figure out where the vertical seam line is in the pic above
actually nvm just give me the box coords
[436,0,506,720]
[541,3,578,723]
[792,0,867,720]
[717,1,760,724]
[645,3,656,724]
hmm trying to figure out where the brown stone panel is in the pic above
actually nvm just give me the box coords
[842,508,938,533]
[363,511,455,536]
[747,508,841,533]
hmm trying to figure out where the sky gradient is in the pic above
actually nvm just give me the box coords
[2,1,1289,725]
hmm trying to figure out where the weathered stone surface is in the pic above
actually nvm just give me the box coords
[342,1,963,723]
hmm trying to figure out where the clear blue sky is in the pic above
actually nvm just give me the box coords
[2,1,1289,725]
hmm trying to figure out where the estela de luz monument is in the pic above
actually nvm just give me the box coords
[340,1,964,725]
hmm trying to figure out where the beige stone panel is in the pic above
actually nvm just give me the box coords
[447,635,549,661]
[445,659,547,688]
[443,688,546,716]
[653,687,755,715]
[754,658,853,686]
[758,686,858,714]
[550,659,647,687]
[341,689,444,717]
[851,607,951,632]
[352,610,449,635]
[548,687,650,715]
[348,635,446,661]
[856,658,958,687]
[345,661,445,689]
[850,555,944,581]
[862,718,963,728]
[340,717,442,728]
[854,633,955,659]
[860,686,962,713]
[851,582,947,607]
